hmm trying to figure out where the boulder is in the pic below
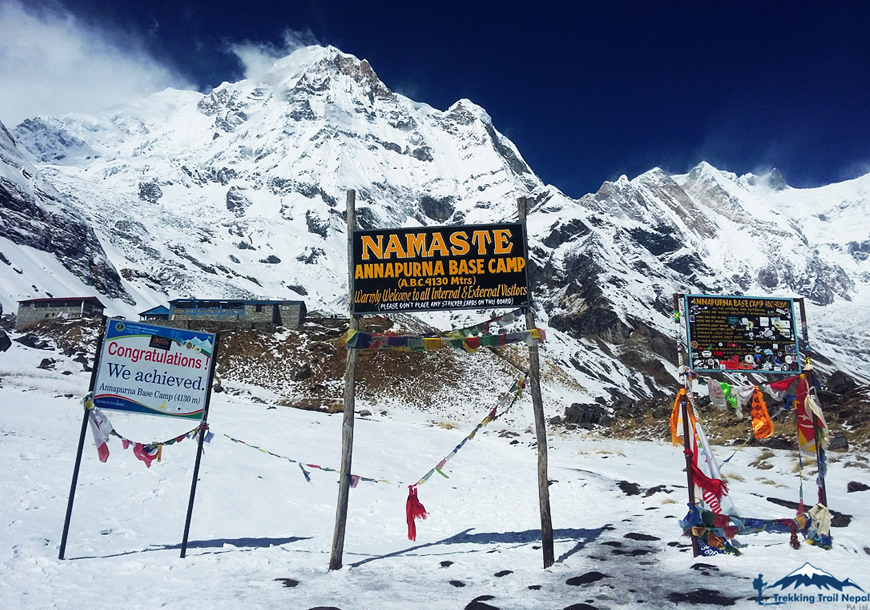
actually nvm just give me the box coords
[37,358,55,369]
[828,432,849,452]
[14,334,51,349]
[564,403,611,427]
[826,371,858,395]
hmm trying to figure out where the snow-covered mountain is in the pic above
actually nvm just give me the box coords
[2,44,869,397]
[0,120,130,305]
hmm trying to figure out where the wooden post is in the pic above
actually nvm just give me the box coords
[517,196,555,569]
[673,295,700,555]
[680,387,700,557]
[330,190,359,571]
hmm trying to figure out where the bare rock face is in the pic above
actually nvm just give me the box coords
[138,180,163,203]
[827,371,858,394]
[1,121,132,304]
[0,329,11,353]
[226,186,252,217]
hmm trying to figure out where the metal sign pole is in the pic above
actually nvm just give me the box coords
[330,190,359,571]
[517,196,554,568]
[58,318,107,560]
[180,332,221,558]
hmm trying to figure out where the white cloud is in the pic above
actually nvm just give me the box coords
[0,0,194,127]
[229,28,319,83]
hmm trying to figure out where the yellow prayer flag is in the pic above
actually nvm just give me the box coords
[423,337,443,351]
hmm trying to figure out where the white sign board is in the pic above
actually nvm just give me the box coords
[93,319,215,419]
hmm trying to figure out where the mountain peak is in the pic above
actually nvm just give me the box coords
[743,167,788,191]
[254,45,391,99]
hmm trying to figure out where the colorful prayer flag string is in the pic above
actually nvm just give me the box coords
[83,394,209,468]
[680,503,831,552]
[221,434,391,485]
[405,373,528,540]
[344,327,545,353]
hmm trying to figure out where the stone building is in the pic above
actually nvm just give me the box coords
[16,296,105,329]
[167,299,306,329]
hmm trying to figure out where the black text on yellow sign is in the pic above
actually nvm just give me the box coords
[351,223,529,314]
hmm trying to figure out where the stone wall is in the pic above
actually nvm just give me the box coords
[168,301,305,329]
[16,302,102,329]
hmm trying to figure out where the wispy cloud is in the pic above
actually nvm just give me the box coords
[228,28,319,83]
[0,0,193,126]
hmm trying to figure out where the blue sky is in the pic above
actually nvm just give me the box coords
[2,0,869,197]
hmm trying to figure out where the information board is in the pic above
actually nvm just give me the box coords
[684,294,801,374]
[93,319,216,418]
[351,223,530,314]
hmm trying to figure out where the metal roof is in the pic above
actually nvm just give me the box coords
[18,296,106,307]
[138,305,170,316]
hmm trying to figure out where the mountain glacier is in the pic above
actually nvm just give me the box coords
[2,44,869,397]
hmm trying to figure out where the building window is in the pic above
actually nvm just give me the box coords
[255,305,263,312]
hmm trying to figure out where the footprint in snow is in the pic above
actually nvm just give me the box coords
[624,532,660,541]
[274,578,299,588]
[566,572,607,586]
[667,589,739,606]
[464,595,499,610]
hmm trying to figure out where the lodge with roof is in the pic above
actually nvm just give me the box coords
[16,296,106,330]
[138,299,307,329]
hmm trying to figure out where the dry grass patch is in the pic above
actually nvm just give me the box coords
[749,448,776,469]
[755,477,787,488]
[432,421,458,430]
[276,397,343,413]
[791,457,817,474]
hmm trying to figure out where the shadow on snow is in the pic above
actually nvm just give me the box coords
[349,526,608,567]
[68,536,311,560]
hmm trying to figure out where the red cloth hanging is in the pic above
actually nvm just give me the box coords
[406,485,428,541]
[685,449,729,499]
[768,375,800,392]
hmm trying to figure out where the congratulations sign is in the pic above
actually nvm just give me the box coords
[351,223,530,313]
[93,319,216,418]
[685,294,801,374]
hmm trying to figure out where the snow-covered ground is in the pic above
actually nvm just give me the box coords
[2,337,869,609]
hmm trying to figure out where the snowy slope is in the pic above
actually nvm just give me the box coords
[0,120,130,309]
[2,339,869,609]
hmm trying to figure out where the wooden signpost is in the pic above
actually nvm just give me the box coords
[329,192,553,570]
[330,190,360,571]
[518,196,554,568]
